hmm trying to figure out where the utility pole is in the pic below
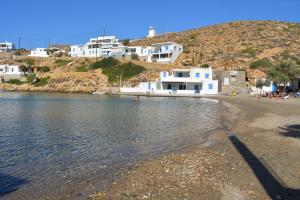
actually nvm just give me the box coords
[18,37,21,50]
[48,37,51,48]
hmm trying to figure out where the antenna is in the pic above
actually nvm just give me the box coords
[18,37,21,50]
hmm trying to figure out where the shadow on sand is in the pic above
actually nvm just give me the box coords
[229,134,300,199]
[0,173,28,198]
[279,124,300,139]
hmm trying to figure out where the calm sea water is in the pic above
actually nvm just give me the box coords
[0,92,219,199]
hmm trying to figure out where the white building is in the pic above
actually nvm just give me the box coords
[150,42,183,64]
[148,26,156,38]
[0,42,15,52]
[69,35,183,64]
[70,36,125,58]
[29,48,49,57]
[0,64,25,82]
[124,46,152,61]
[121,67,219,95]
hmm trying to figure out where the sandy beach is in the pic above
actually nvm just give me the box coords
[90,96,300,200]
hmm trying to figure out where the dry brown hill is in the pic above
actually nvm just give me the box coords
[130,20,300,80]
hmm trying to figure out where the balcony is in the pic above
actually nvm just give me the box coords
[160,76,192,83]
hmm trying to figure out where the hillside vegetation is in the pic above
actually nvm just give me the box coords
[1,20,300,92]
[130,20,300,80]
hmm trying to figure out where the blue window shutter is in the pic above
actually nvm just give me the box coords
[209,84,213,90]
[205,73,209,79]
[195,73,200,78]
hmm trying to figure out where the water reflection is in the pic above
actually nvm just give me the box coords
[0,92,219,199]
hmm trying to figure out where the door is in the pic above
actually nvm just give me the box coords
[194,84,199,93]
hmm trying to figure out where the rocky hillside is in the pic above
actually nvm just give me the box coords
[130,20,300,80]
[1,20,300,93]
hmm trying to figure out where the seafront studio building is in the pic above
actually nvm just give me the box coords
[121,67,219,95]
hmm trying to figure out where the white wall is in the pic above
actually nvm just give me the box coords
[29,48,49,57]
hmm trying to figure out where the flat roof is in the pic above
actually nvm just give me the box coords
[171,69,191,72]
[151,42,175,46]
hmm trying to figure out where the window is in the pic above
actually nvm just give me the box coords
[178,72,183,77]
[11,68,14,72]
[195,73,200,78]
[167,84,172,89]
[163,72,167,77]
[205,73,209,79]
[208,84,213,90]
[179,84,186,90]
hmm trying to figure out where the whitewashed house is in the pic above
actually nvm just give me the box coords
[70,36,125,58]
[0,42,15,52]
[150,42,183,64]
[124,46,152,61]
[121,67,219,95]
[29,48,49,57]
[69,33,183,64]
[0,64,25,81]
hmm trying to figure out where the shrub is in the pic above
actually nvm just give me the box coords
[76,65,88,72]
[23,58,35,66]
[131,53,139,60]
[122,39,130,46]
[15,50,22,56]
[34,76,50,87]
[89,58,145,83]
[7,79,24,85]
[200,63,209,68]
[102,62,145,83]
[54,59,70,67]
[250,58,273,69]
[241,47,256,56]
[26,73,37,83]
[90,57,120,69]
[36,66,50,73]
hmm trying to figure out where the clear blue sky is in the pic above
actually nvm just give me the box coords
[1,0,299,49]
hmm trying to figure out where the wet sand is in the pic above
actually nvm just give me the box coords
[93,97,300,200]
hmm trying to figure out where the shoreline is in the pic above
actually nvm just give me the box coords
[92,96,300,200]
[1,92,299,199]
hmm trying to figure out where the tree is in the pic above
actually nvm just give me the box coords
[200,63,209,68]
[250,58,273,69]
[256,79,265,96]
[267,60,300,94]
[19,65,33,76]
[122,39,130,46]
[131,53,139,61]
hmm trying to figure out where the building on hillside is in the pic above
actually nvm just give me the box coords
[69,35,183,64]
[29,48,49,57]
[213,70,247,94]
[150,42,183,64]
[121,67,218,95]
[49,44,70,52]
[0,64,25,82]
[148,26,156,38]
[124,46,152,61]
[0,42,15,52]
[70,36,125,58]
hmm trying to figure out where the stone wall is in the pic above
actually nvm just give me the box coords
[214,71,247,94]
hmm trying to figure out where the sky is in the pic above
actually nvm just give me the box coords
[1,0,300,49]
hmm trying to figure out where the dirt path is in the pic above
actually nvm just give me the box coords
[89,97,300,200]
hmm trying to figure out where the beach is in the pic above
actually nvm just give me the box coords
[95,96,300,200]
